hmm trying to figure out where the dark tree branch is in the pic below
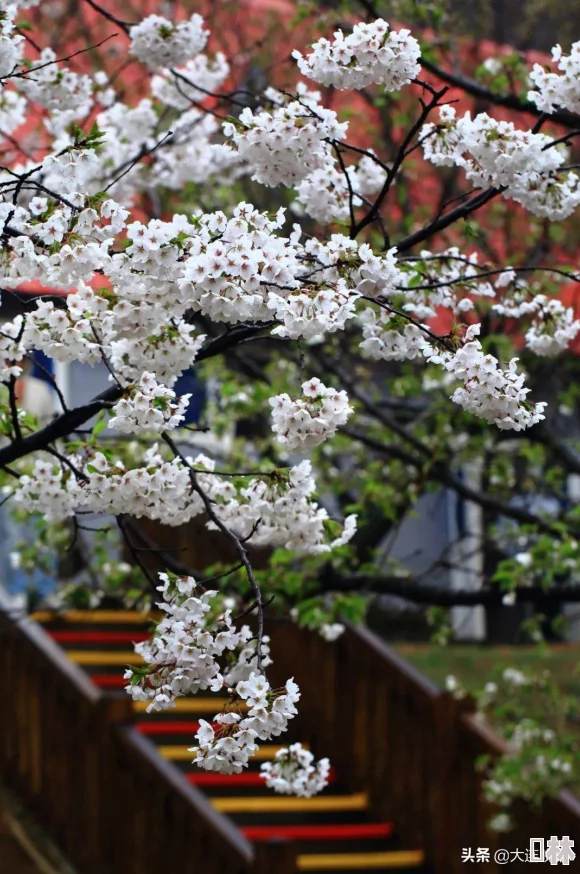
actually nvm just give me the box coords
[320,566,580,605]
[161,431,267,671]
[420,57,580,131]
[396,187,502,252]
[345,427,565,536]
[0,324,272,471]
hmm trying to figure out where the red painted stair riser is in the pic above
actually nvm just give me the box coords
[49,630,150,644]
[186,768,337,787]
[241,822,394,841]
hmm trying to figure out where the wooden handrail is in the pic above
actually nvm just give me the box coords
[461,711,512,755]
[268,618,580,874]
[118,726,253,861]
[555,789,580,821]
[0,601,298,874]
[1,604,102,704]
[93,726,255,874]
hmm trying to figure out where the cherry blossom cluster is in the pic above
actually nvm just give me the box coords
[293,19,421,91]
[0,6,28,133]
[110,321,206,386]
[267,235,402,341]
[81,448,214,525]
[109,372,191,434]
[294,154,387,223]
[0,5,22,80]
[17,48,94,133]
[210,460,357,553]
[355,153,389,197]
[359,308,429,361]
[0,205,210,385]
[294,163,356,223]
[23,299,103,366]
[191,673,300,774]
[0,86,25,135]
[268,280,359,341]
[125,574,276,719]
[426,325,547,430]
[15,458,82,522]
[306,236,402,299]
[13,443,357,551]
[223,632,273,686]
[269,377,352,451]
[401,249,496,320]
[181,209,400,339]
[180,203,301,324]
[493,293,580,356]
[15,448,209,526]
[422,106,580,219]
[0,315,25,380]
[257,233,403,346]
[528,41,580,114]
[126,575,244,711]
[129,13,208,70]
[223,85,348,187]
[154,108,241,193]
[260,743,331,797]
[151,53,230,110]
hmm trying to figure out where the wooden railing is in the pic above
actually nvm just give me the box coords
[0,597,296,874]
[2,596,579,874]
[0,599,124,874]
[269,619,580,874]
[449,712,580,874]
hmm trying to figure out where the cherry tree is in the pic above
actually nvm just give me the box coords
[1,0,580,812]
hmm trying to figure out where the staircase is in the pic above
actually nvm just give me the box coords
[3,598,579,874]
[33,609,427,874]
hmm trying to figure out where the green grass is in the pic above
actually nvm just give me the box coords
[394,643,580,695]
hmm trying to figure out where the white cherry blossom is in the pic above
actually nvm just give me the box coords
[293,19,420,92]
[109,372,191,434]
[426,325,547,430]
[191,674,301,774]
[223,85,348,187]
[130,14,208,70]
[261,743,331,797]
[269,378,352,451]
[151,53,230,110]
[528,42,580,114]
[422,106,580,220]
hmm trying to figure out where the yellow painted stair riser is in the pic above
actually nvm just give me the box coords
[159,743,309,762]
[297,850,425,870]
[211,792,368,814]
[67,651,143,666]
[133,698,246,714]
[32,610,158,624]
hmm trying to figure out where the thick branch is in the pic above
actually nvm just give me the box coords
[321,567,580,605]
[396,187,501,252]
[0,385,120,468]
[420,58,580,131]
[0,324,270,470]
[346,427,565,536]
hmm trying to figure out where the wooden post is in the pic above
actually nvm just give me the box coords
[430,693,479,874]
[253,838,298,874]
